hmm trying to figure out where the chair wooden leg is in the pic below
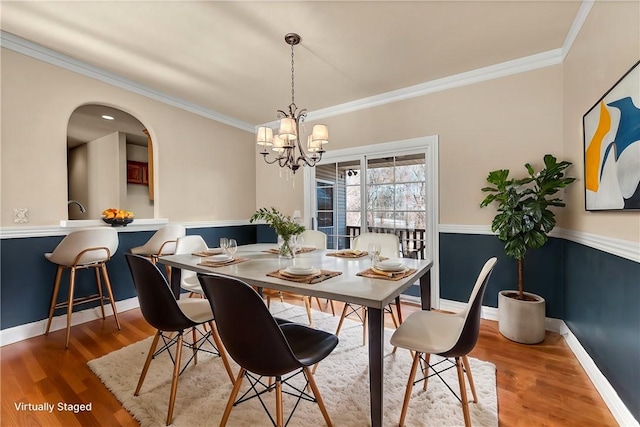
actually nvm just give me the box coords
[135,331,161,396]
[462,355,478,403]
[395,296,403,324]
[304,366,333,427]
[303,296,313,326]
[166,333,184,426]
[220,368,245,427]
[455,357,472,427]
[422,353,431,391]
[389,305,399,328]
[209,321,235,384]
[45,266,64,335]
[335,304,349,336]
[64,267,77,349]
[101,264,121,330]
[329,299,336,316]
[276,377,284,427]
[94,267,106,320]
[399,351,421,426]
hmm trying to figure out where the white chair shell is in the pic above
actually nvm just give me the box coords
[299,230,327,250]
[45,227,119,266]
[130,224,186,257]
[174,235,208,296]
[353,232,400,258]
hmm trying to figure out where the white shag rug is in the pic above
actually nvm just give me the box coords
[88,302,497,426]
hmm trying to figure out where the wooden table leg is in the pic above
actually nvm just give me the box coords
[420,272,432,310]
[367,307,384,427]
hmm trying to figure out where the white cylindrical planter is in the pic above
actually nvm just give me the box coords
[498,290,546,344]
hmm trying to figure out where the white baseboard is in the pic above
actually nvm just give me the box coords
[0,296,140,346]
[401,296,637,426]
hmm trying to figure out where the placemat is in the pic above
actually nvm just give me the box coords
[263,246,316,255]
[197,257,250,268]
[192,248,223,257]
[357,267,417,281]
[326,250,368,258]
[266,269,342,284]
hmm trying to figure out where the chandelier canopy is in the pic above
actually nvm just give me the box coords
[256,33,328,173]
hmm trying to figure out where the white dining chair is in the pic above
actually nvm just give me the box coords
[336,232,402,345]
[174,235,209,297]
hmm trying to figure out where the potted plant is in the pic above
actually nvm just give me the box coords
[480,154,575,344]
[250,207,305,258]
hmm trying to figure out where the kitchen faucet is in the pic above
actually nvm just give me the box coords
[67,200,87,213]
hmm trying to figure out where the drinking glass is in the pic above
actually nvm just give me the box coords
[227,239,238,256]
[219,237,229,254]
[368,243,381,267]
[295,235,304,253]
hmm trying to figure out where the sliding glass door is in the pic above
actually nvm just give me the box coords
[312,153,427,259]
[305,136,439,304]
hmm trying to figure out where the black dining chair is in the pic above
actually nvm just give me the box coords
[390,257,497,427]
[125,254,234,426]
[198,273,339,427]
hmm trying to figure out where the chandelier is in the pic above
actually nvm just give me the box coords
[256,33,328,173]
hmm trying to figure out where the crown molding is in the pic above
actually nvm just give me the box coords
[0,31,255,133]
[560,0,595,61]
[3,0,592,133]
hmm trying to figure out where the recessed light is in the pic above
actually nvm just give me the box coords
[101,115,114,120]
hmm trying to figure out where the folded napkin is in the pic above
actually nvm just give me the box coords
[266,269,342,284]
[192,248,223,257]
[197,257,250,268]
[357,266,417,281]
[326,249,368,258]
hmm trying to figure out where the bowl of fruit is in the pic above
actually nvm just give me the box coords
[102,208,135,227]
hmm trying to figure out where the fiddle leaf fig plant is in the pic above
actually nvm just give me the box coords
[480,154,575,300]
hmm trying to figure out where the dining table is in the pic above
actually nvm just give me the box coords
[158,243,433,427]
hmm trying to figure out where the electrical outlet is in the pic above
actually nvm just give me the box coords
[14,208,28,223]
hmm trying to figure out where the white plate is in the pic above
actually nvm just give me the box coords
[375,261,406,272]
[283,266,320,276]
[209,254,233,262]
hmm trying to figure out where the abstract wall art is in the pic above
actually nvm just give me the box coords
[583,60,640,211]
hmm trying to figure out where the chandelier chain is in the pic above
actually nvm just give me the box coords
[290,43,295,105]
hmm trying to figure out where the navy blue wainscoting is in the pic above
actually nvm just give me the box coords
[1,225,259,331]
[564,241,640,420]
[437,233,565,318]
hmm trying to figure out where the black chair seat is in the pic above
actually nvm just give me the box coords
[280,323,339,366]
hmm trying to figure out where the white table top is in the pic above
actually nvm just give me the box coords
[159,243,433,309]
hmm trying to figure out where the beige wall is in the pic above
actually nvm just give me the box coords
[257,66,565,227]
[1,49,256,227]
[561,0,640,242]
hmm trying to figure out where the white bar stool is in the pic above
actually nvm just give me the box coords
[44,227,121,348]
[130,224,186,280]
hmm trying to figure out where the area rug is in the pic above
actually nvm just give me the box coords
[88,302,498,426]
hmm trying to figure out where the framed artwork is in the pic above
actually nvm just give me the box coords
[583,60,640,211]
[127,160,149,185]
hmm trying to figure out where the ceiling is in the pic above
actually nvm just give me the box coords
[2,1,582,132]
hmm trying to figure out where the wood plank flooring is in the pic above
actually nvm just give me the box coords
[1,298,618,426]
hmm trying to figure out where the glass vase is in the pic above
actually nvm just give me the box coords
[277,235,296,259]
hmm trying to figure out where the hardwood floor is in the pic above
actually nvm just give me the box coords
[1,298,617,426]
